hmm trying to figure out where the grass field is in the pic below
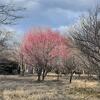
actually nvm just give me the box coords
[0,74,100,100]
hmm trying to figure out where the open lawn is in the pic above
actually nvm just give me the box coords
[0,74,100,100]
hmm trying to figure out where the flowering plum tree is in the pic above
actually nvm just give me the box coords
[21,28,70,81]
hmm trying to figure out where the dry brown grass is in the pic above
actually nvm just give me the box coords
[0,75,100,100]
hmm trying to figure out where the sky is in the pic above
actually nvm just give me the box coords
[1,0,99,37]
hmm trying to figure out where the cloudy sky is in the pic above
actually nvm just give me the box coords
[1,0,99,36]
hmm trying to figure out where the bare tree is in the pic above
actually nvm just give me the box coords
[63,55,83,83]
[72,6,100,79]
[0,1,25,59]
[10,41,26,76]
[0,2,24,25]
[0,1,25,72]
[0,30,10,51]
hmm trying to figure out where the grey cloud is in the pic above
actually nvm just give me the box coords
[38,0,95,11]
[0,0,98,32]
[1,0,96,11]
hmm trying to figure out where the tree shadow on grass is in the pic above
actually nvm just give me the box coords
[0,76,66,89]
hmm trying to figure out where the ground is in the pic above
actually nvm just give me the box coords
[0,74,100,100]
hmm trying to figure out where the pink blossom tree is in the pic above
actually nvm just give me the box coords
[21,28,70,81]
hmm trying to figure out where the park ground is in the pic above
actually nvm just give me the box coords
[0,74,100,100]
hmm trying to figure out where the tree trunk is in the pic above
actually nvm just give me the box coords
[37,74,41,81]
[21,69,25,76]
[20,64,25,76]
[42,69,46,81]
[36,67,42,81]
[97,71,100,80]
[18,65,20,74]
[69,71,74,83]
[57,73,60,81]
